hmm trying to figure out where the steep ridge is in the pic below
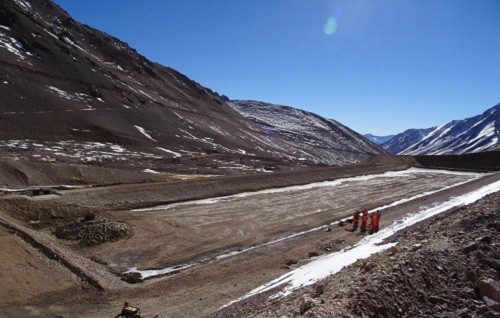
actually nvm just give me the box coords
[0,0,385,168]
[0,0,251,153]
[229,100,386,165]
[398,104,500,155]
[381,128,436,154]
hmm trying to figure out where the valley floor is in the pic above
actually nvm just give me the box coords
[0,159,498,317]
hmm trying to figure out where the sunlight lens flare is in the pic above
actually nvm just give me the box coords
[324,17,338,35]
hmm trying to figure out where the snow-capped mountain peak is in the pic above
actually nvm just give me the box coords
[383,103,499,155]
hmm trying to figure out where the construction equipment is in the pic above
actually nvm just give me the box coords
[115,305,141,318]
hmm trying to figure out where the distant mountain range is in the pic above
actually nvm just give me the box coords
[0,0,384,166]
[369,103,499,155]
[398,104,499,155]
[230,100,386,165]
[364,134,395,145]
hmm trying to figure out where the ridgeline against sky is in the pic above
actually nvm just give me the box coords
[53,0,500,135]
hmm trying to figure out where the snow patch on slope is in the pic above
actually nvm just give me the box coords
[134,125,157,142]
[156,147,181,157]
[0,30,33,64]
[13,0,31,11]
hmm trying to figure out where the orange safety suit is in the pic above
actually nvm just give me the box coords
[369,212,381,234]
[361,213,368,231]
[352,214,359,225]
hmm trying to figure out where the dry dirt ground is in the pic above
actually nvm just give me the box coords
[0,226,81,308]
[90,168,480,271]
[0,163,498,318]
[213,192,500,318]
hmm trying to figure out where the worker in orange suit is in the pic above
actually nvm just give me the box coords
[360,209,368,233]
[369,211,381,234]
[345,210,360,232]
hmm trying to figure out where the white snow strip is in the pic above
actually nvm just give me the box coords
[14,0,31,11]
[125,263,195,279]
[143,169,160,174]
[138,89,154,100]
[43,29,59,40]
[134,125,157,142]
[134,168,482,211]
[0,25,10,31]
[223,179,500,307]
[156,147,181,157]
[109,145,126,153]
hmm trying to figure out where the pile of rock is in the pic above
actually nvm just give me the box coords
[53,214,129,246]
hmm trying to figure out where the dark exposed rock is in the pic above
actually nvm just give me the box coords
[83,212,96,222]
[285,259,299,266]
[487,222,500,232]
[480,259,500,271]
[121,272,143,284]
[478,279,500,303]
[484,296,500,313]
[466,270,478,282]
[481,236,493,244]
[300,296,319,315]
[314,284,325,297]
[429,295,447,304]
[462,242,480,254]
[456,308,472,318]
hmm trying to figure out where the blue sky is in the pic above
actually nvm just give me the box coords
[53,0,499,135]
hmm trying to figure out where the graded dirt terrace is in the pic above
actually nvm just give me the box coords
[92,168,481,271]
[1,161,499,318]
[0,226,81,308]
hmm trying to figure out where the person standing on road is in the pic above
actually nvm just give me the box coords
[369,211,381,234]
[360,209,368,233]
[345,210,360,232]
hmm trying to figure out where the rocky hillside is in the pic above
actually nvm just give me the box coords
[382,103,500,155]
[0,0,384,168]
[229,100,386,165]
[0,0,266,157]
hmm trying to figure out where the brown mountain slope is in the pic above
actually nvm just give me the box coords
[0,0,385,185]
